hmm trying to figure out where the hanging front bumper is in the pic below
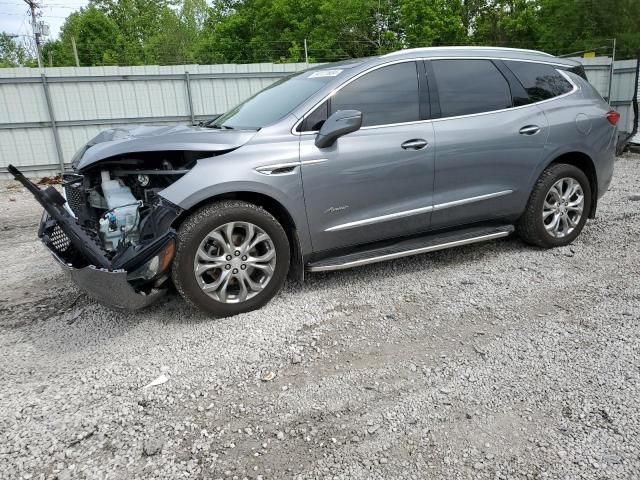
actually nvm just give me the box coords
[49,248,166,309]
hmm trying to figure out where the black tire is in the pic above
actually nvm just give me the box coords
[517,163,592,248]
[171,200,290,317]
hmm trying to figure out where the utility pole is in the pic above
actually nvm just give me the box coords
[607,38,617,103]
[304,38,308,65]
[23,0,43,68]
[71,36,80,67]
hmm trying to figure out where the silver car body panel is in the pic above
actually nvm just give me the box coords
[70,47,615,262]
[76,124,257,170]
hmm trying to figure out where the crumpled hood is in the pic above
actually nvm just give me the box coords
[74,124,257,171]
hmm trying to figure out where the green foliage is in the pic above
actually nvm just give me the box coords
[0,33,31,67]
[399,0,467,47]
[473,0,542,48]
[535,0,640,56]
[42,6,120,66]
[23,0,640,67]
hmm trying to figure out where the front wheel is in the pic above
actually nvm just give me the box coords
[171,200,290,317]
[517,163,592,248]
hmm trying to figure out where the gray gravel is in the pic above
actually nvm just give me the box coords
[1,154,639,480]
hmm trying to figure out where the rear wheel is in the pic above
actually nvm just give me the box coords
[171,200,290,317]
[517,163,591,248]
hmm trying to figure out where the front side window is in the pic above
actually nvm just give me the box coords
[298,100,329,132]
[504,61,574,102]
[298,62,420,132]
[331,62,420,128]
[431,60,512,118]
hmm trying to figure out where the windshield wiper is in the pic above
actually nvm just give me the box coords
[205,123,234,130]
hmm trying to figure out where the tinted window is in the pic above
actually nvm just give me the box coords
[505,61,573,102]
[567,64,587,80]
[331,62,420,127]
[298,100,329,132]
[431,60,512,117]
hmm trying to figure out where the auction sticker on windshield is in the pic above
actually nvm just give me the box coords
[308,69,343,78]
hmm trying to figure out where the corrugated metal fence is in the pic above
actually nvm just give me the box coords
[0,63,311,178]
[1,58,638,178]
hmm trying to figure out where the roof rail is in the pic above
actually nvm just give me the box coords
[381,46,554,58]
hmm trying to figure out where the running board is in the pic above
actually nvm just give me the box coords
[307,225,514,272]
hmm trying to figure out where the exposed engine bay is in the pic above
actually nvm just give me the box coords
[7,152,218,294]
[63,153,198,252]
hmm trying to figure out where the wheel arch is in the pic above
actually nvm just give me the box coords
[172,191,306,282]
[545,151,598,218]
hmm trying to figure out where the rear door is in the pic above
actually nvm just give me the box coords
[427,58,550,229]
[299,61,435,253]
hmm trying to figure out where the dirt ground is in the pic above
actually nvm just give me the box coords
[1,154,639,480]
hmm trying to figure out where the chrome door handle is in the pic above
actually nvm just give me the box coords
[401,139,428,150]
[519,125,541,135]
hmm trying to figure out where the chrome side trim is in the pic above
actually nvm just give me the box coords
[254,162,300,175]
[308,231,511,272]
[255,158,328,175]
[291,58,579,136]
[432,190,513,212]
[325,205,434,232]
[301,158,328,166]
[325,190,513,232]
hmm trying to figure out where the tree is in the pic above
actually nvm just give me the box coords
[23,0,640,68]
[536,0,640,56]
[473,0,541,49]
[398,0,467,47]
[43,6,121,66]
[0,33,32,67]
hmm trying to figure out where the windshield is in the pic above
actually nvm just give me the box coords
[210,69,340,130]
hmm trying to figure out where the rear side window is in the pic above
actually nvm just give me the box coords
[504,61,574,102]
[331,62,420,127]
[431,60,512,117]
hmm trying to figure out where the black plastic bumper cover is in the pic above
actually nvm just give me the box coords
[49,248,165,309]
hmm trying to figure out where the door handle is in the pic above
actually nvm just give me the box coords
[519,125,541,135]
[401,139,429,150]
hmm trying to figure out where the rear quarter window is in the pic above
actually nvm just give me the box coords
[504,61,574,102]
[566,65,588,80]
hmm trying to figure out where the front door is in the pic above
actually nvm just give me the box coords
[299,61,435,253]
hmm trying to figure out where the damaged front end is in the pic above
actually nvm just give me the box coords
[10,122,256,309]
[9,158,185,309]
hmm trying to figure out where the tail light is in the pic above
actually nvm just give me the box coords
[606,110,620,125]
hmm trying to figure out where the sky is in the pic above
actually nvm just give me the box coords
[0,0,89,43]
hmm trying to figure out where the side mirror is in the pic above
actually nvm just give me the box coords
[315,110,362,148]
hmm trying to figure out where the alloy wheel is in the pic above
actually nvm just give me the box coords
[193,222,277,303]
[542,177,585,238]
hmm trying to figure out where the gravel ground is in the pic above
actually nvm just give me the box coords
[1,154,639,480]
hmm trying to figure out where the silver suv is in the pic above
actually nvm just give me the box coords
[10,47,618,317]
